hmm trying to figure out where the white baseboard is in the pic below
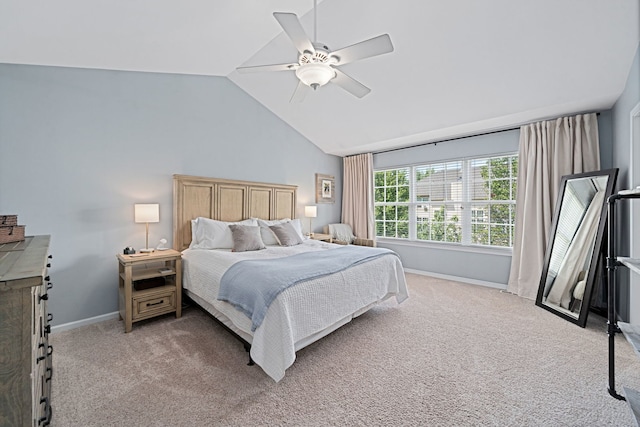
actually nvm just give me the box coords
[404,268,507,290]
[51,311,120,334]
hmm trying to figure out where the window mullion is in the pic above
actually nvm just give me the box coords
[409,166,417,240]
[461,159,471,245]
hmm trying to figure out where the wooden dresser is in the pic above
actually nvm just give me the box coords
[0,236,53,426]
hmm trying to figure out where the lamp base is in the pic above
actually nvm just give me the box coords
[139,248,155,253]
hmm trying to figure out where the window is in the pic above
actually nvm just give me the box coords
[374,154,518,248]
[414,161,463,244]
[374,168,410,238]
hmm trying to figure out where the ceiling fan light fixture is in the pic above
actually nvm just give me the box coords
[236,11,393,101]
[295,63,335,89]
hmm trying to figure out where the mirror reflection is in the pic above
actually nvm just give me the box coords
[536,169,618,326]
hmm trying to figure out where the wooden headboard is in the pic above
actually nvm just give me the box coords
[173,174,298,251]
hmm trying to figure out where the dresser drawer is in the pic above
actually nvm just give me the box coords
[132,287,176,320]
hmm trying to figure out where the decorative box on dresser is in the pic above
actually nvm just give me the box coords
[0,235,53,427]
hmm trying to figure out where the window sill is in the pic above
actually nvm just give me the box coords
[375,237,513,257]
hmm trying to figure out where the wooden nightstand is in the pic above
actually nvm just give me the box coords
[116,249,182,333]
[310,233,333,243]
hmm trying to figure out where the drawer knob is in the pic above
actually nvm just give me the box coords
[39,293,48,302]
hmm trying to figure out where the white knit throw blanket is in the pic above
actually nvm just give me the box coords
[328,224,355,243]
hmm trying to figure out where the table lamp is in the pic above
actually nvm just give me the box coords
[304,205,317,237]
[134,203,159,252]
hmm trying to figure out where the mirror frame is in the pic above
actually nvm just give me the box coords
[535,168,618,327]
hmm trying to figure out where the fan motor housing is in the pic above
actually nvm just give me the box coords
[299,43,334,65]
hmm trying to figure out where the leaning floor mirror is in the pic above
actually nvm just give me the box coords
[536,168,618,327]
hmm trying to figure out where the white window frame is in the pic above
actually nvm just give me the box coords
[373,168,411,239]
[374,153,518,249]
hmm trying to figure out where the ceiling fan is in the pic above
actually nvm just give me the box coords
[236,2,394,102]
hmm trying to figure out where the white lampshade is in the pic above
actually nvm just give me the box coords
[296,63,335,88]
[305,205,317,218]
[134,204,159,223]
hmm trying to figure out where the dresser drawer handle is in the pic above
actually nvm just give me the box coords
[147,300,164,307]
[47,282,53,290]
[39,293,48,302]
[47,313,53,322]
[44,275,50,281]
[37,343,46,363]
[38,396,52,426]
[38,344,53,358]
[44,324,51,335]
[45,367,53,382]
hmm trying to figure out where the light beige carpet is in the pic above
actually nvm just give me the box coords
[51,273,640,426]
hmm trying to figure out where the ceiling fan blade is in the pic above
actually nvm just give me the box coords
[290,81,311,103]
[331,69,371,98]
[236,63,298,74]
[273,12,315,55]
[329,34,394,65]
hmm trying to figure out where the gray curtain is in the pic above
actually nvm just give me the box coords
[342,153,374,239]
[507,113,600,299]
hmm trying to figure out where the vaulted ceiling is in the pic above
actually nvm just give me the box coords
[1,0,638,156]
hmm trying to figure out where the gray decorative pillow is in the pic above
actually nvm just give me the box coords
[228,224,266,252]
[269,222,303,246]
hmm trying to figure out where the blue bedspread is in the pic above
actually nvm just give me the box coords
[217,245,396,331]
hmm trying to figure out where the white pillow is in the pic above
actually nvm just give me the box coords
[289,218,306,240]
[190,218,199,246]
[190,217,257,249]
[256,218,290,245]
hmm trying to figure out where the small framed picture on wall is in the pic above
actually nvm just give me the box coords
[316,173,335,204]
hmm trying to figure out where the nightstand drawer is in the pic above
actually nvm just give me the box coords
[132,287,176,320]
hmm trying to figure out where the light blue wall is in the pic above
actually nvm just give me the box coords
[611,42,640,321]
[374,129,520,285]
[373,118,615,286]
[0,64,342,326]
[612,43,640,190]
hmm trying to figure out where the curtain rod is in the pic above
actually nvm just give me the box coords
[374,112,601,155]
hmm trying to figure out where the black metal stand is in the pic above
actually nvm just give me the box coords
[606,194,625,400]
[605,191,640,400]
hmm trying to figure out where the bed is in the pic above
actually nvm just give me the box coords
[173,174,408,382]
